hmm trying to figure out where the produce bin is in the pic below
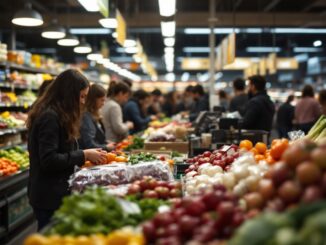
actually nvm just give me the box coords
[144,141,189,154]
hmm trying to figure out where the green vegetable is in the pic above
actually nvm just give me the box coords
[128,152,156,165]
[0,147,29,169]
[307,115,326,141]
[172,151,182,158]
[125,136,144,151]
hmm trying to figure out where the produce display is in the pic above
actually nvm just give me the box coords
[0,146,29,170]
[82,151,128,168]
[0,157,19,176]
[127,176,182,199]
[129,153,156,165]
[306,115,326,142]
[70,161,174,192]
[143,122,190,142]
[142,184,246,244]
[47,187,166,236]
[123,136,145,151]
[0,111,27,129]
[241,139,326,212]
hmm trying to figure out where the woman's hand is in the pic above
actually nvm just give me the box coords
[83,149,107,164]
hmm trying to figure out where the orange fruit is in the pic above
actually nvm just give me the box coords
[106,153,117,163]
[255,154,265,162]
[266,156,276,165]
[114,156,127,162]
[239,140,253,151]
[250,148,259,156]
[270,139,289,160]
[255,142,267,154]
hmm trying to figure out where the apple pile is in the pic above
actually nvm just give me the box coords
[185,145,240,173]
[242,139,326,212]
[127,176,182,200]
[142,185,246,245]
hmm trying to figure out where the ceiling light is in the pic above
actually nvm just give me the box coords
[12,3,43,27]
[124,39,137,48]
[183,47,214,53]
[246,47,281,53]
[112,32,118,38]
[74,40,92,54]
[125,47,138,54]
[77,0,99,12]
[70,28,111,35]
[184,28,238,35]
[41,20,65,39]
[57,33,79,46]
[87,53,103,61]
[164,37,175,47]
[99,18,117,29]
[293,47,322,53]
[133,55,142,63]
[161,21,176,37]
[274,28,326,34]
[158,0,176,17]
[164,47,174,54]
[313,40,322,47]
[97,58,110,65]
[165,73,175,82]
[181,72,190,82]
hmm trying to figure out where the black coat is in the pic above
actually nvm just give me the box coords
[189,94,210,122]
[28,109,85,210]
[242,91,275,131]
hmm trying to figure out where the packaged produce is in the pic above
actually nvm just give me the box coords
[70,161,173,192]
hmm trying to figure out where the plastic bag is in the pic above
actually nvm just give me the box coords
[288,130,305,141]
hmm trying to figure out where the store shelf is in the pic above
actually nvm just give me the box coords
[0,143,27,151]
[0,62,59,76]
[0,102,32,109]
[0,170,29,193]
[0,82,38,91]
[0,127,27,136]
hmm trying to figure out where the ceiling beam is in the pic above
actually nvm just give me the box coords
[264,0,282,12]
[1,12,326,28]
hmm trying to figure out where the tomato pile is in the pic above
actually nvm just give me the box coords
[0,157,19,176]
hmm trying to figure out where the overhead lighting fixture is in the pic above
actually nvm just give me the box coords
[125,47,138,54]
[70,28,111,35]
[164,37,175,47]
[77,0,99,12]
[181,72,190,82]
[246,47,281,53]
[41,20,65,39]
[74,39,92,54]
[124,39,137,48]
[133,55,142,63]
[184,28,238,35]
[164,47,174,54]
[12,3,43,27]
[183,47,213,53]
[99,18,117,29]
[87,53,103,61]
[274,28,326,34]
[161,21,176,37]
[158,0,176,17]
[313,40,322,47]
[57,33,79,46]
[165,73,175,82]
[97,58,110,65]
[112,32,118,38]
[293,47,322,53]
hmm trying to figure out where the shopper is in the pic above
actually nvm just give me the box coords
[218,90,229,112]
[79,84,112,151]
[148,89,163,115]
[27,69,107,230]
[276,95,295,138]
[176,85,194,112]
[189,84,209,121]
[162,91,178,117]
[242,75,275,131]
[123,89,156,134]
[319,89,326,115]
[102,81,134,143]
[229,78,248,116]
[294,85,321,134]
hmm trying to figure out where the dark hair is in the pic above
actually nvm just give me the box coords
[107,81,131,97]
[185,85,194,93]
[302,85,314,98]
[27,69,89,141]
[133,89,150,101]
[286,94,294,103]
[218,90,228,99]
[122,79,132,88]
[248,75,266,92]
[319,90,326,105]
[152,89,162,97]
[86,84,106,119]
[193,84,205,96]
[38,79,53,97]
[233,78,245,91]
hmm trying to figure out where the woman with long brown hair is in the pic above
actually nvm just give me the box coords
[79,83,112,150]
[27,69,107,230]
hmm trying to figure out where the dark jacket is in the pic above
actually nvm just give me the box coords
[79,111,108,150]
[277,102,295,131]
[242,91,275,131]
[28,109,85,210]
[123,99,151,134]
[229,93,248,116]
[189,94,210,122]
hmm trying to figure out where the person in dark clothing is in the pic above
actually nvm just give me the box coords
[148,89,163,115]
[229,78,248,116]
[242,75,275,131]
[123,89,156,134]
[218,90,229,112]
[189,84,209,122]
[319,89,326,115]
[38,79,53,97]
[277,95,295,138]
[162,91,178,117]
[79,84,112,151]
[176,85,194,112]
[26,69,107,230]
